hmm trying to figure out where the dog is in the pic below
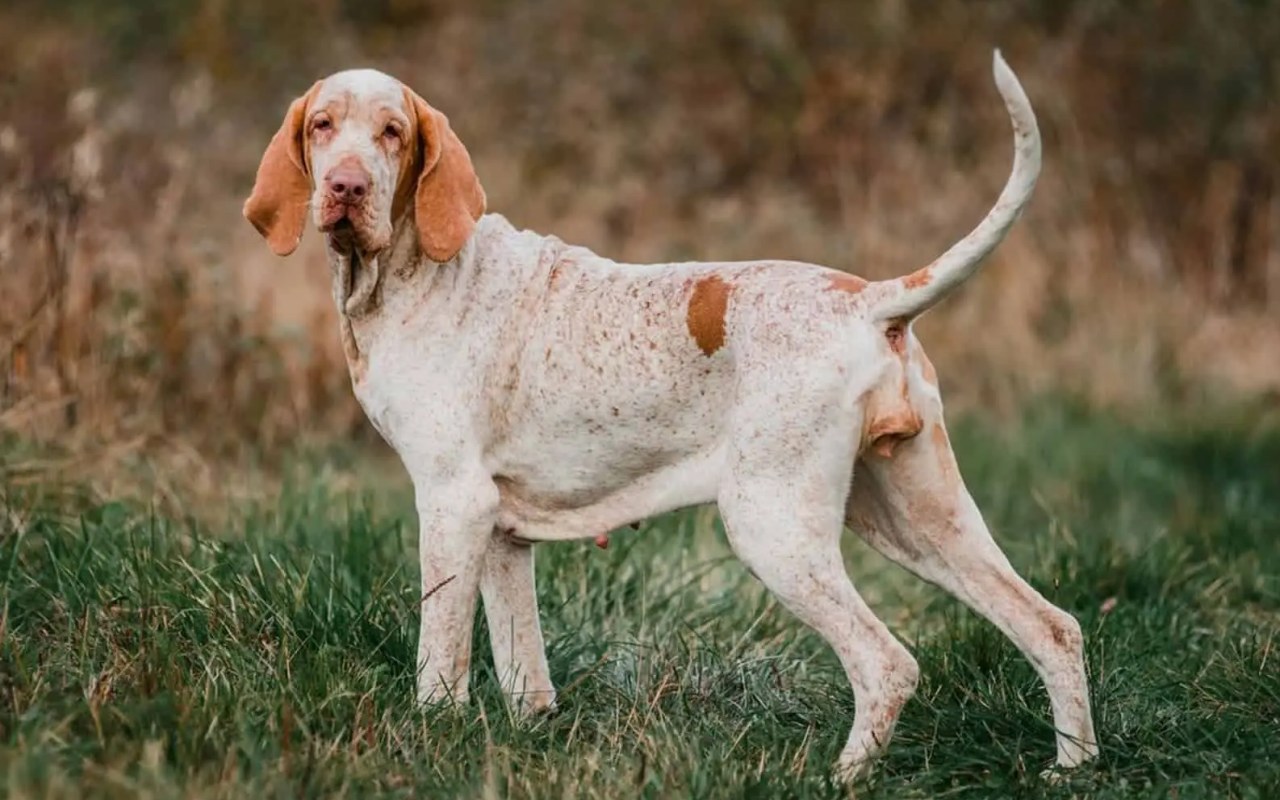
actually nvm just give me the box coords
[243,50,1098,781]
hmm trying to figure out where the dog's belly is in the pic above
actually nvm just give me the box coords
[492,443,726,542]
[489,347,733,540]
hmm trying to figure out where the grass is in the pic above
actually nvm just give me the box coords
[2,402,1279,798]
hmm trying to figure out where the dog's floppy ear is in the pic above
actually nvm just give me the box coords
[405,88,486,263]
[243,82,320,256]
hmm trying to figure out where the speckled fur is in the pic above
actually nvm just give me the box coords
[244,54,1098,782]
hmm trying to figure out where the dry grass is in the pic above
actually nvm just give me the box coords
[2,0,1278,485]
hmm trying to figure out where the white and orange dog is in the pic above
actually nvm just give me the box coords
[244,51,1098,780]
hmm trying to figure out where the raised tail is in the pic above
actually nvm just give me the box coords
[868,50,1041,323]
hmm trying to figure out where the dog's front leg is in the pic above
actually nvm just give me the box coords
[411,468,498,707]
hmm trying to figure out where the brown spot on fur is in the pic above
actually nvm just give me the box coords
[903,266,932,289]
[687,275,733,356]
[1043,612,1081,651]
[1051,624,1067,647]
[548,254,574,289]
[826,272,868,295]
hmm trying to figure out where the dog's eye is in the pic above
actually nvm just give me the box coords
[382,123,401,140]
[313,117,332,132]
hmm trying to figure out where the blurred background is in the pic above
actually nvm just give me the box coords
[2,0,1278,496]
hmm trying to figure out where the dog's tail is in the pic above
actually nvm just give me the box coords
[868,50,1041,324]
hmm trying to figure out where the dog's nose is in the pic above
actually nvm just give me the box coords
[325,165,369,203]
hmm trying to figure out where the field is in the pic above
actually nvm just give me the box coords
[4,402,1278,798]
[3,1,1280,798]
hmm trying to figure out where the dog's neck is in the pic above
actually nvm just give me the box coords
[325,212,459,384]
[326,214,403,318]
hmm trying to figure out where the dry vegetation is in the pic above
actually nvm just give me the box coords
[2,0,1278,481]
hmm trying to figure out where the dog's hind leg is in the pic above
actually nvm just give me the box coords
[718,407,918,782]
[847,419,1099,769]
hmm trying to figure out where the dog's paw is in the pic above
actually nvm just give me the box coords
[832,753,875,786]
[1045,736,1099,781]
[1039,764,1070,785]
[512,688,558,718]
[415,677,470,709]
[1040,753,1099,785]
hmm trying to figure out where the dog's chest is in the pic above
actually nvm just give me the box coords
[349,353,406,447]
[348,325,481,455]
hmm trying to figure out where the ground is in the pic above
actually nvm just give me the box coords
[2,401,1278,798]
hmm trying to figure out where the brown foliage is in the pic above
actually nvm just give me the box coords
[2,0,1278,471]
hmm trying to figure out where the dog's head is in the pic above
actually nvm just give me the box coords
[243,69,485,263]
